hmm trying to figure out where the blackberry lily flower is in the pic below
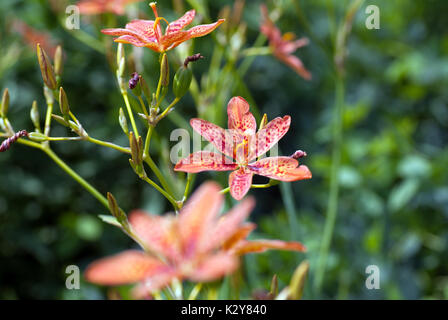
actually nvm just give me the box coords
[174,97,312,200]
[77,0,144,16]
[85,182,305,297]
[260,4,311,80]
[101,2,225,53]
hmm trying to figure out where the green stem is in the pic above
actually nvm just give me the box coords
[241,47,272,57]
[44,102,53,137]
[141,176,179,211]
[219,181,274,194]
[138,96,149,117]
[87,136,131,154]
[314,73,345,294]
[122,91,140,137]
[182,173,194,202]
[157,97,180,123]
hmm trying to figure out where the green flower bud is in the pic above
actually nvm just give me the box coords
[37,43,57,90]
[30,101,41,132]
[54,45,63,77]
[107,192,128,226]
[29,132,48,142]
[140,76,152,103]
[59,87,70,122]
[173,66,192,98]
[160,53,169,87]
[119,108,129,135]
[1,88,9,117]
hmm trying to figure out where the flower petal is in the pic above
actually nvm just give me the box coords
[222,223,257,251]
[125,20,156,42]
[188,253,239,282]
[85,250,166,286]
[227,96,257,134]
[179,182,223,257]
[202,198,256,252]
[132,271,179,298]
[277,53,312,80]
[166,10,196,35]
[114,35,148,47]
[231,240,307,255]
[190,118,243,159]
[248,156,312,181]
[229,169,253,200]
[249,116,291,160]
[174,151,237,173]
[128,210,180,261]
[186,19,225,39]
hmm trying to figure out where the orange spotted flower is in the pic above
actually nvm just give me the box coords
[101,2,225,53]
[85,182,305,296]
[260,4,311,80]
[174,97,312,200]
[77,0,143,16]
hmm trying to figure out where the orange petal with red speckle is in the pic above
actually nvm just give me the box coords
[186,19,225,39]
[227,96,257,134]
[179,182,223,256]
[188,253,239,282]
[232,239,307,255]
[166,10,195,35]
[190,118,243,159]
[202,198,256,252]
[229,169,253,200]
[222,223,257,251]
[249,116,291,160]
[85,250,166,285]
[128,211,180,261]
[248,156,312,181]
[174,151,237,173]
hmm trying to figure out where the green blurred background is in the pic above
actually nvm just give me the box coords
[0,0,447,299]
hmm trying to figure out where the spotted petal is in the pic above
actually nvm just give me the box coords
[128,211,180,261]
[166,10,195,35]
[248,156,312,181]
[179,182,223,257]
[174,151,237,173]
[188,253,239,282]
[231,240,307,255]
[85,250,166,285]
[202,197,255,252]
[277,54,312,80]
[249,116,291,160]
[125,20,156,41]
[229,169,253,200]
[227,96,257,135]
[190,118,243,159]
[186,19,225,39]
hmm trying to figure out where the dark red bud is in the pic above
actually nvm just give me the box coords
[184,53,204,68]
[129,72,140,89]
[291,150,307,159]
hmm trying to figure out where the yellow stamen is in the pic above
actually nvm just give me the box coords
[282,32,296,41]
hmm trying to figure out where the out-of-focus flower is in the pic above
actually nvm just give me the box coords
[12,20,57,56]
[260,5,311,80]
[101,2,225,53]
[77,0,143,16]
[85,182,305,296]
[175,97,312,200]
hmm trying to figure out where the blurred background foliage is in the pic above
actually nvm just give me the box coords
[0,0,447,299]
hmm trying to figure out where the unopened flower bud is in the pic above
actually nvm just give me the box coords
[291,150,307,159]
[54,45,63,77]
[29,131,48,142]
[30,101,41,132]
[37,43,57,90]
[59,87,70,122]
[140,76,152,102]
[173,66,192,98]
[129,72,140,90]
[1,88,9,117]
[160,53,169,87]
[43,86,54,105]
[119,108,128,135]
[107,192,129,227]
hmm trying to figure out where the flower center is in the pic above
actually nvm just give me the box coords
[234,135,250,166]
